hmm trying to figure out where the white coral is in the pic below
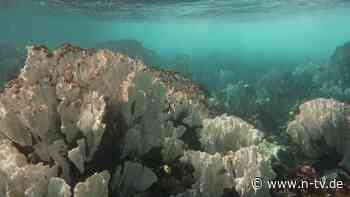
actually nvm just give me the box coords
[0,42,272,197]
[0,140,58,197]
[180,151,228,197]
[77,91,106,161]
[180,146,275,197]
[121,71,190,159]
[287,98,350,170]
[200,114,264,154]
[68,144,85,173]
[181,146,275,197]
[112,161,157,196]
[162,136,185,162]
[74,171,110,197]
[48,177,72,197]
[0,46,139,184]
[224,146,275,197]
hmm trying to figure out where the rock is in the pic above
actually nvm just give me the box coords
[287,98,350,170]
[200,114,264,154]
[111,161,157,196]
[74,171,110,197]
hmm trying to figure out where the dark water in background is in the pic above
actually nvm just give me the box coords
[1,0,350,87]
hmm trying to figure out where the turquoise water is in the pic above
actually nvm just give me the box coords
[1,1,350,67]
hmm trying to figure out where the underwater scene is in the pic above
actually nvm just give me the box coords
[1,0,350,197]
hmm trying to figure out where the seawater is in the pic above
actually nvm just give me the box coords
[1,1,350,68]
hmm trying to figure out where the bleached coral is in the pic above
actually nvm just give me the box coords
[0,43,276,197]
[48,177,72,197]
[179,146,275,197]
[121,68,206,159]
[74,171,110,197]
[111,161,157,197]
[180,151,228,197]
[121,71,170,156]
[200,114,264,154]
[68,143,85,173]
[0,140,58,197]
[162,136,186,162]
[287,98,350,170]
[224,146,276,197]
[47,171,111,197]
[77,91,106,161]
[0,44,145,195]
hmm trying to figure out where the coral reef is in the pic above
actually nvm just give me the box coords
[287,98,350,170]
[202,41,350,197]
[208,67,307,131]
[210,42,350,132]
[0,44,277,197]
[111,161,157,197]
[176,146,276,197]
[0,139,57,197]
[2,40,350,197]
[200,114,264,154]
[74,171,110,197]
